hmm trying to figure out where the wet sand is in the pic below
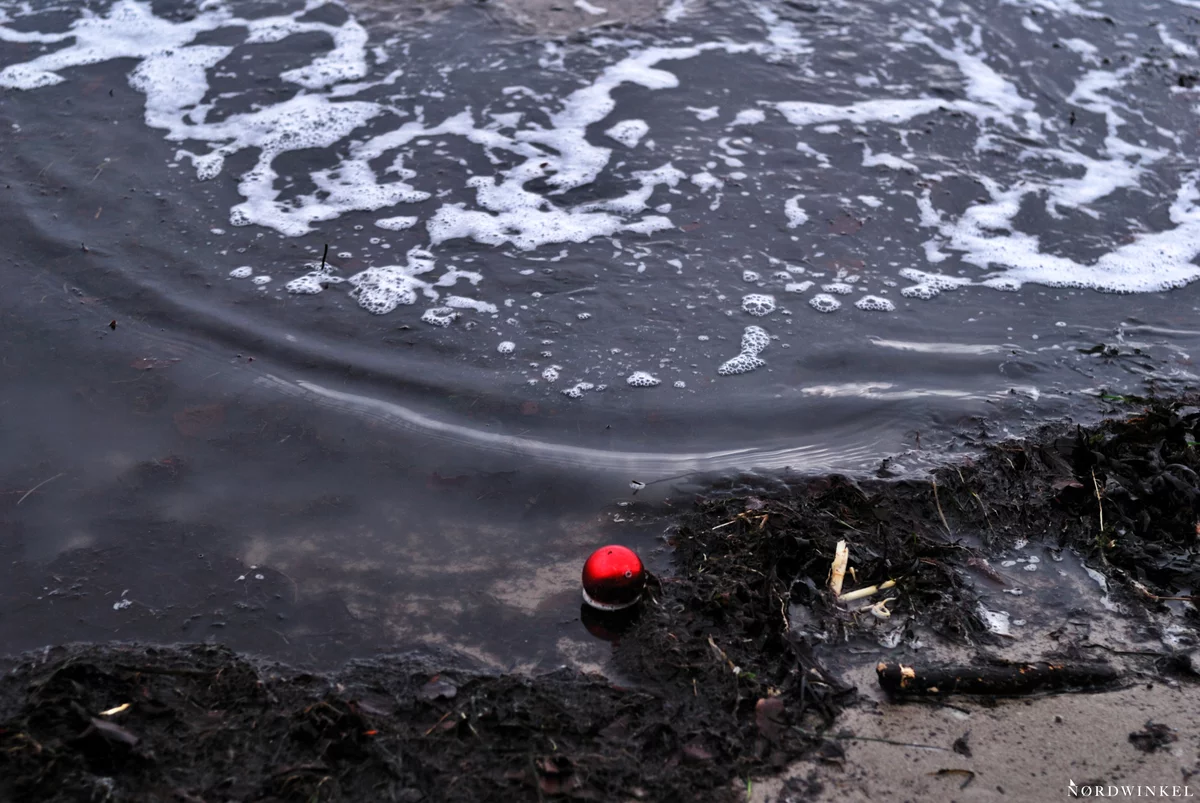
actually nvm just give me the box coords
[755,668,1200,801]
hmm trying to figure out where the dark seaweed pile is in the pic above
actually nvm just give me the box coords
[2,399,1199,801]
[937,399,1200,609]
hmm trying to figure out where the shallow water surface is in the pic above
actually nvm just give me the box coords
[2,0,1200,667]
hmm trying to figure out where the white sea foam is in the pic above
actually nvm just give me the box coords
[287,261,346,295]
[626,371,661,387]
[375,216,419,231]
[732,109,766,126]
[784,194,808,227]
[0,3,745,254]
[562,381,595,398]
[1158,24,1199,59]
[808,294,841,313]
[422,307,458,327]
[605,119,649,147]
[663,0,696,21]
[574,0,607,15]
[741,294,776,316]
[4,0,1200,393]
[862,146,919,173]
[718,324,770,376]
[855,295,896,312]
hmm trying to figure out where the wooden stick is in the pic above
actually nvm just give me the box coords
[877,661,1119,697]
[829,540,849,596]
[838,579,896,603]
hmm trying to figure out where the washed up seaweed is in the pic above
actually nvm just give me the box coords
[937,397,1200,609]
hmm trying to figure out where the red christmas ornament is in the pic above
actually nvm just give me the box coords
[582,545,646,611]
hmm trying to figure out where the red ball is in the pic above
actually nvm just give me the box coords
[582,545,646,611]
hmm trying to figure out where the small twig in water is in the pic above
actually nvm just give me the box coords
[16,472,65,506]
[320,243,328,271]
[1091,468,1105,533]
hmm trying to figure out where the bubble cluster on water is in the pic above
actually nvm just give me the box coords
[561,381,595,398]
[718,324,771,376]
[422,307,458,327]
[741,294,776,317]
[855,295,895,312]
[809,294,841,313]
[626,371,661,388]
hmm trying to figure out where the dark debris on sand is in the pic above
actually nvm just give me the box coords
[936,397,1200,610]
[3,398,1200,801]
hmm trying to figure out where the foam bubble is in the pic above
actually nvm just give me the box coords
[741,294,776,316]
[375,216,418,231]
[541,365,561,381]
[785,281,814,293]
[422,307,459,327]
[497,341,516,354]
[673,380,686,388]
[740,325,770,354]
[731,109,766,126]
[604,119,649,148]
[562,381,595,398]
[742,270,761,282]
[444,296,499,314]
[229,266,252,279]
[718,353,766,375]
[784,194,808,227]
[808,294,841,313]
[821,283,853,295]
[899,268,973,299]
[855,295,896,312]
[281,19,370,90]
[286,261,346,295]
[718,324,771,376]
[626,371,661,387]
[251,275,271,286]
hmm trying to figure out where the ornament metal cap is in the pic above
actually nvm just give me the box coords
[582,545,646,611]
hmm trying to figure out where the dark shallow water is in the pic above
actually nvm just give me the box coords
[2,0,1199,669]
